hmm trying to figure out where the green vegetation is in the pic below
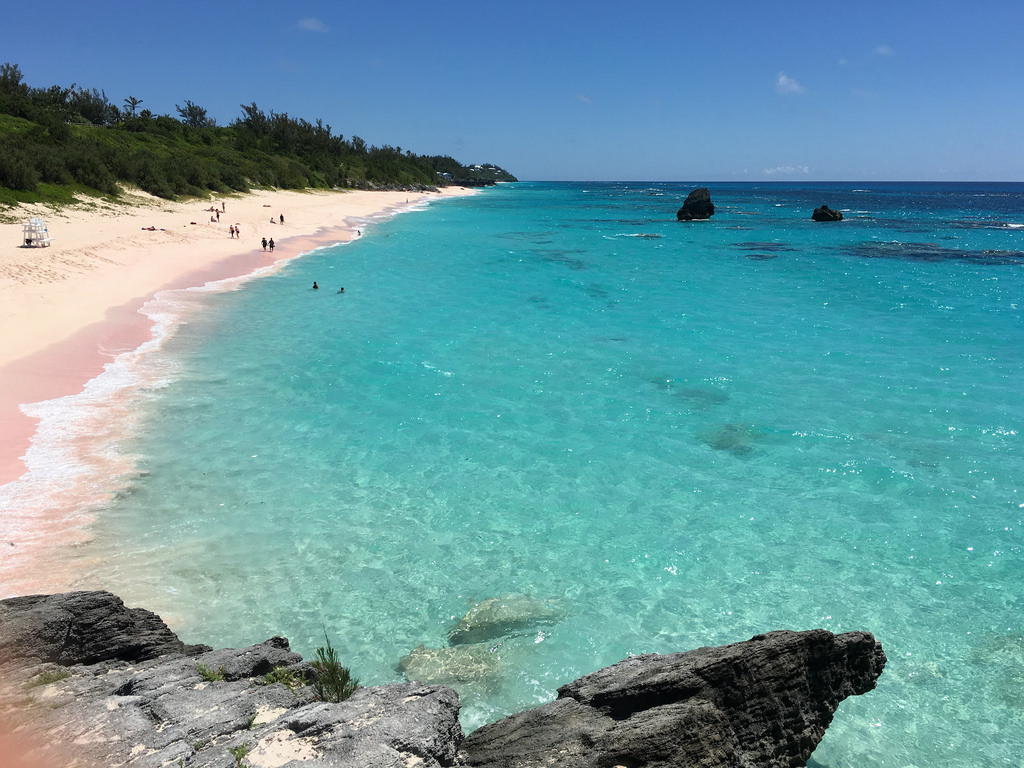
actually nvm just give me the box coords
[261,665,305,690]
[311,632,359,703]
[0,62,517,207]
[25,667,71,689]
[196,663,226,682]
[227,741,250,768]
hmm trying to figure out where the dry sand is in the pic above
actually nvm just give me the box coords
[0,185,475,595]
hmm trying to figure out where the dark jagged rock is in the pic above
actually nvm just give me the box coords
[456,629,886,768]
[0,590,208,665]
[812,204,844,221]
[1,592,885,768]
[677,187,715,220]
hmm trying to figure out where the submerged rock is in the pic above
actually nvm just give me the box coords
[399,643,503,688]
[447,594,568,645]
[697,422,763,455]
[677,187,715,220]
[812,204,844,221]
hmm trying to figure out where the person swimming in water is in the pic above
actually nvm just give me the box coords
[313,281,319,290]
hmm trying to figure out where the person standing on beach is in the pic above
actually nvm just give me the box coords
[229,225,235,238]
[280,214,284,224]
[261,237,267,251]
[268,238,275,252]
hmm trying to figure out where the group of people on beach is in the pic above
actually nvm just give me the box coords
[261,237,275,252]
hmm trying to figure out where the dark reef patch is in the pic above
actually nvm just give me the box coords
[845,241,1024,265]
[649,378,730,411]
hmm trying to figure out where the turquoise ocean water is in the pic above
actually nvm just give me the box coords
[32,183,1024,764]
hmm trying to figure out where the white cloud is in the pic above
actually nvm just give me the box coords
[298,17,329,32]
[763,165,810,176]
[776,72,805,95]
[874,45,894,57]
[573,93,593,105]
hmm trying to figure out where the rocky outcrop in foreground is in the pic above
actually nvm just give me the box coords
[677,187,716,220]
[0,591,885,768]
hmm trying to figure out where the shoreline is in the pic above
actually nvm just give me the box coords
[0,186,477,597]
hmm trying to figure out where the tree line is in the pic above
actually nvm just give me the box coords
[0,63,516,205]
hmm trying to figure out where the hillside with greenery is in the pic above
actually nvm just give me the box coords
[0,63,517,207]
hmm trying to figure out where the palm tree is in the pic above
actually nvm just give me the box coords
[123,96,143,117]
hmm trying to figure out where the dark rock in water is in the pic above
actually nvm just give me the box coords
[812,204,844,221]
[457,629,887,768]
[447,594,568,645]
[677,187,715,220]
[0,591,886,768]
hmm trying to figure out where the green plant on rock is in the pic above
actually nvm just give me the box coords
[196,663,225,682]
[261,665,303,690]
[227,742,250,768]
[25,668,70,689]
[311,632,359,703]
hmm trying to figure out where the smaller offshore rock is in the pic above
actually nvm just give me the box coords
[447,595,568,645]
[677,187,715,220]
[812,204,844,221]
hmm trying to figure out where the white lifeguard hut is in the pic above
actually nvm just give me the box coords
[22,217,53,247]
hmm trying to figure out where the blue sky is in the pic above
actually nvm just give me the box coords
[3,0,1022,181]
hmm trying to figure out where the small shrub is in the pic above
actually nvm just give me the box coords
[196,663,225,682]
[25,668,70,689]
[262,666,303,690]
[311,632,359,703]
[227,742,250,768]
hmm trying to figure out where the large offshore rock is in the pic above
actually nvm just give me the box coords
[456,629,886,768]
[447,594,568,645]
[676,187,716,220]
[812,204,844,221]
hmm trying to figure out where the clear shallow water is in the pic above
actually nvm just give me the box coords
[61,182,1023,765]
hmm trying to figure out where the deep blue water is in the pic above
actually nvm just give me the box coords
[46,182,1024,764]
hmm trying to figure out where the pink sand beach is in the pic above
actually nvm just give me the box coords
[0,186,475,597]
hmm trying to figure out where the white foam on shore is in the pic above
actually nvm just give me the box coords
[0,243,351,597]
[0,196,445,597]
